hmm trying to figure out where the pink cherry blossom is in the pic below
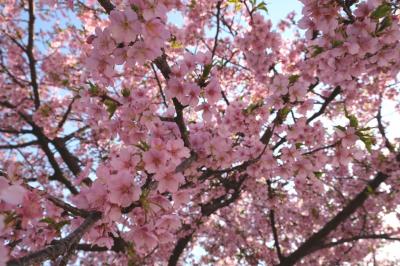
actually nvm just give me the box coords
[0,184,26,205]
[2,1,400,265]
[154,170,184,193]
[204,78,221,104]
[166,139,190,165]
[143,149,167,173]
[107,172,141,207]
[109,9,141,44]
[131,225,158,252]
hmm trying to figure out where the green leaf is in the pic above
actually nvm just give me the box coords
[55,220,70,231]
[344,109,359,128]
[331,40,344,48]
[311,46,324,57]
[136,141,150,151]
[356,132,375,153]
[278,107,291,120]
[243,100,263,115]
[255,2,268,14]
[295,142,303,149]
[130,4,139,13]
[121,88,131,97]
[40,217,69,232]
[104,99,118,118]
[335,125,346,132]
[348,114,359,128]
[4,212,18,225]
[377,15,392,33]
[314,171,323,178]
[88,81,99,96]
[288,74,300,84]
[202,64,212,79]
[40,217,56,225]
[358,127,373,132]
[370,3,391,19]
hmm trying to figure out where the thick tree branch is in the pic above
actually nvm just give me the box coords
[97,0,114,13]
[168,175,247,266]
[336,0,356,23]
[168,232,194,266]
[278,159,398,266]
[45,194,91,218]
[35,132,79,195]
[7,211,102,266]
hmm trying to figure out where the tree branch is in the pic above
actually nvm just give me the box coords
[168,175,247,266]
[151,63,168,108]
[278,160,398,266]
[7,211,102,266]
[320,233,400,250]
[0,140,38,149]
[307,86,341,124]
[377,103,395,152]
[269,210,284,262]
[57,97,77,130]
[97,0,114,13]
[211,1,222,61]
[27,0,40,110]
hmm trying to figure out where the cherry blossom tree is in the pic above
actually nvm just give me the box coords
[1,0,400,265]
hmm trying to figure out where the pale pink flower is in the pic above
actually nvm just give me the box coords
[143,149,167,173]
[336,127,358,147]
[167,77,186,102]
[172,189,192,207]
[131,225,158,252]
[143,19,169,46]
[154,170,184,193]
[166,139,190,165]
[195,103,214,122]
[107,172,141,207]
[0,184,26,205]
[293,159,314,180]
[142,0,168,21]
[272,75,289,96]
[0,215,4,232]
[204,78,220,104]
[92,27,115,55]
[290,82,307,101]
[183,83,200,106]
[109,9,141,43]
[156,215,181,230]
[128,41,161,65]
[156,230,174,244]
[0,245,9,266]
[148,194,172,212]
[110,147,140,173]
